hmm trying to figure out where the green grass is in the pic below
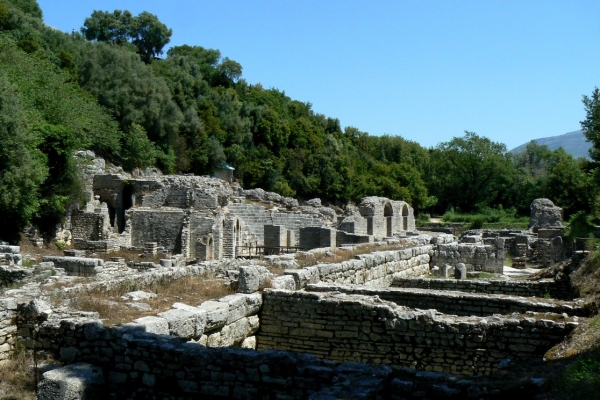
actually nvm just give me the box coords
[442,207,529,229]
[541,315,600,399]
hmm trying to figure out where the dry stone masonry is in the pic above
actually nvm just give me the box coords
[257,290,577,376]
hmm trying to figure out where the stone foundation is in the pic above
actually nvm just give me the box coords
[257,290,577,376]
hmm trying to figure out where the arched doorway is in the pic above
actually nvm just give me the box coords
[384,203,393,237]
[402,205,409,231]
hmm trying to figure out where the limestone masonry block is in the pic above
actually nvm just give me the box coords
[128,316,169,335]
[157,308,197,339]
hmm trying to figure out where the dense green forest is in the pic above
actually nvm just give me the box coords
[0,0,599,241]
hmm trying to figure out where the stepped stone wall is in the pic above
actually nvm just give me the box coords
[226,201,328,246]
[392,277,575,300]
[305,284,588,317]
[257,290,577,376]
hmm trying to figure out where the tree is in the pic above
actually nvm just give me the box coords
[81,10,171,63]
[0,73,47,241]
[581,87,600,162]
[430,131,512,213]
[129,11,171,63]
[7,0,42,19]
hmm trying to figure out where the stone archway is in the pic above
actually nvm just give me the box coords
[384,203,393,237]
[402,204,409,231]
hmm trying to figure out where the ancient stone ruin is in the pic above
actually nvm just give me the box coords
[0,151,584,399]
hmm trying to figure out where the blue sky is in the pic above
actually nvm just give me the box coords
[37,0,600,150]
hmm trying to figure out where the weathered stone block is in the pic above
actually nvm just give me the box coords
[37,362,105,400]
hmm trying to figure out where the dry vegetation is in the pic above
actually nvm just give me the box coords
[296,244,401,268]
[51,275,233,326]
[0,345,58,400]
[95,248,165,264]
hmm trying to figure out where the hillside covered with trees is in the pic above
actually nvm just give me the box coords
[0,0,599,241]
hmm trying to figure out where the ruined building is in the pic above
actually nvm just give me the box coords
[65,152,416,261]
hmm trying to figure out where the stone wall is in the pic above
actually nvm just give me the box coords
[0,297,16,363]
[257,290,577,376]
[123,292,261,348]
[283,246,432,289]
[21,311,395,399]
[42,257,104,276]
[0,265,33,284]
[392,277,575,300]
[336,230,373,245]
[298,227,336,249]
[305,284,588,317]
[226,201,327,246]
[430,242,504,273]
[130,209,186,253]
[70,209,111,241]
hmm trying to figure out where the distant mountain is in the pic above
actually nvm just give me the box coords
[510,130,592,159]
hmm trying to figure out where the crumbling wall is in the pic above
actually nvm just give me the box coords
[0,297,17,362]
[430,242,504,273]
[130,209,186,253]
[257,290,577,376]
[284,246,432,288]
[227,201,328,245]
[306,284,587,316]
[392,277,574,300]
[70,209,111,241]
[0,265,33,284]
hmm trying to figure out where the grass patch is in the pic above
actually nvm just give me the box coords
[51,275,233,326]
[570,250,600,298]
[443,207,528,230]
[539,312,600,400]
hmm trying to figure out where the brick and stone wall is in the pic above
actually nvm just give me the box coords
[305,284,588,317]
[257,290,577,376]
[392,277,575,300]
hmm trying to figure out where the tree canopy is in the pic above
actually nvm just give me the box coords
[81,9,171,62]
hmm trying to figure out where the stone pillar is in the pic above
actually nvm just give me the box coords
[440,264,452,278]
[455,263,467,280]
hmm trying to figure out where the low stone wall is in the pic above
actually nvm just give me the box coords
[0,265,32,284]
[17,309,394,399]
[257,290,577,376]
[305,284,588,317]
[392,277,575,300]
[42,256,104,276]
[0,297,17,363]
[123,292,262,349]
[284,245,432,289]
[17,309,549,399]
[430,243,503,273]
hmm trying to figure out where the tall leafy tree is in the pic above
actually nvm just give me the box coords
[81,10,171,63]
[129,11,172,63]
[0,73,47,241]
[81,9,132,44]
[581,87,600,163]
[430,131,512,213]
